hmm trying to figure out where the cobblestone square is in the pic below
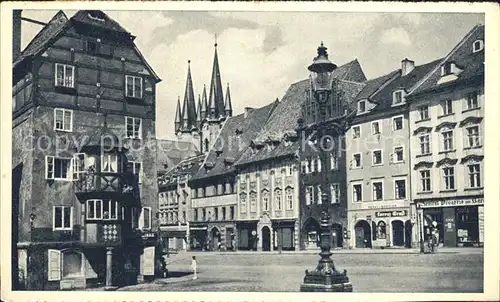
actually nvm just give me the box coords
[117,249,483,292]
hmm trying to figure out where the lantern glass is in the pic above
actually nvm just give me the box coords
[312,71,331,91]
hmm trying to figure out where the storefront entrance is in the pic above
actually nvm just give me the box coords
[210,227,221,250]
[261,226,271,251]
[302,218,320,249]
[354,220,372,248]
[392,220,405,247]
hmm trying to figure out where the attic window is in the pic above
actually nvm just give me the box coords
[85,40,98,55]
[441,63,453,76]
[358,100,366,113]
[393,90,405,105]
[473,40,484,53]
[88,11,106,22]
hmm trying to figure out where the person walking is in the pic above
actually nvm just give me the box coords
[191,256,198,280]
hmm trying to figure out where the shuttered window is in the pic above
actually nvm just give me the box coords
[48,249,61,281]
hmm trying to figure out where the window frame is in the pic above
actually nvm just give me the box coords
[392,146,405,163]
[240,193,247,213]
[472,40,484,53]
[140,206,152,230]
[465,125,481,148]
[418,131,431,155]
[441,128,454,152]
[330,183,340,204]
[352,125,361,139]
[125,116,143,139]
[393,177,407,200]
[101,153,118,173]
[372,180,384,201]
[467,163,481,188]
[352,153,362,169]
[465,91,479,110]
[86,199,119,221]
[54,108,73,132]
[45,156,73,181]
[392,115,404,131]
[352,182,363,202]
[440,99,453,116]
[125,75,143,99]
[53,206,73,231]
[392,90,405,105]
[371,120,381,135]
[358,100,366,113]
[372,149,383,166]
[285,188,293,210]
[274,189,282,210]
[129,161,143,184]
[417,104,430,121]
[419,169,432,193]
[54,63,75,89]
[442,166,456,191]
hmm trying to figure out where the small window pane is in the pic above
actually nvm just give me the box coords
[63,207,71,228]
[55,207,62,228]
[96,200,102,219]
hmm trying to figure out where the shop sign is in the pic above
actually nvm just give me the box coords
[419,198,483,208]
[375,210,407,218]
[190,226,208,231]
[365,203,408,210]
[142,232,156,239]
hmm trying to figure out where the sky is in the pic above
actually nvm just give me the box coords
[20,10,484,140]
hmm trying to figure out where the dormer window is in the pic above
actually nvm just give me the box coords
[358,100,366,113]
[472,40,484,53]
[441,63,453,76]
[393,90,405,105]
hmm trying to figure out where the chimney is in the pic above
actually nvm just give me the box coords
[13,10,22,61]
[244,107,254,118]
[401,58,415,76]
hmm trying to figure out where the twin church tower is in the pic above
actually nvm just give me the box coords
[174,40,233,153]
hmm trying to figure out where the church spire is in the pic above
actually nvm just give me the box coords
[174,96,181,132]
[208,39,225,119]
[224,82,232,117]
[196,94,202,124]
[182,59,197,130]
[201,84,208,119]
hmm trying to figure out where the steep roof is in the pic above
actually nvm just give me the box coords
[159,154,205,187]
[368,58,443,113]
[236,77,365,166]
[190,101,278,181]
[355,70,399,101]
[156,139,200,173]
[250,59,366,145]
[13,10,68,66]
[207,43,226,119]
[13,10,160,82]
[411,25,484,95]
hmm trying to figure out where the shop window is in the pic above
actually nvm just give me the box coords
[377,221,387,239]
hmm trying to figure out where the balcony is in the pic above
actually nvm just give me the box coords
[74,172,139,201]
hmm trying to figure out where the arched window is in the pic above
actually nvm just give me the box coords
[377,221,387,239]
[285,187,294,210]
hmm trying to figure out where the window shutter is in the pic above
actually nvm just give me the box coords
[138,208,145,229]
[48,249,61,281]
[45,156,55,180]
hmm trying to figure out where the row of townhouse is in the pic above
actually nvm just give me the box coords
[157,24,484,252]
[12,10,162,290]
[346,24,484,249]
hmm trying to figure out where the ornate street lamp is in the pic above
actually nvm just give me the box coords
[300,42,352,292]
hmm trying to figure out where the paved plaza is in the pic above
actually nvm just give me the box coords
[116,249,483,292]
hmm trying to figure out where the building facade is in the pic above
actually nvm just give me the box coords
[12,10,160,290]
[408,25,485,248]
[346,57,443,249]
[298,54,367,251]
